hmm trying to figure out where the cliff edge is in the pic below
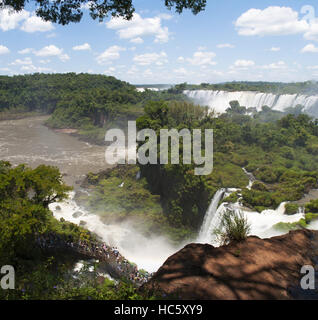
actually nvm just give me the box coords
[144,230,318,300]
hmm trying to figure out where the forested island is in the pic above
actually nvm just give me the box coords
[1,73,318,300]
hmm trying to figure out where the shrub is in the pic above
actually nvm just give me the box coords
[285,203,299,215]
[305,199,318,213]
[214,210,251,245]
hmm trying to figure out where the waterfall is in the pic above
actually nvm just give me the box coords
[197,189,226,243]
[184,90,318,115]
[242,167,256,190]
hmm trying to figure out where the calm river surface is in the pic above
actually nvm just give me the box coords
[0,116,110,187]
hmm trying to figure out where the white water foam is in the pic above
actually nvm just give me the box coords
[49,192,179,272]
[184,90,318,114]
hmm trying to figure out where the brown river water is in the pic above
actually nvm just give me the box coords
[0,116,110,187]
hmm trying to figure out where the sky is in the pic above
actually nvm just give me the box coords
[1,0,318,84]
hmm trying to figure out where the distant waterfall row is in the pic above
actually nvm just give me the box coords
[184,90,318,114]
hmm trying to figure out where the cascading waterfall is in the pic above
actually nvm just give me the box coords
[184,90,318,114]
[197,189,226,243]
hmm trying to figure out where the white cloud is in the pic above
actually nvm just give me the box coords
[187,51,216,66]
[130,37,144,44]
[96,45,126,65]
[0,45,9,55]
[106,13,170,43]
[173,67,188,75]
[217,43,235,49]
[133,51,168,66]
[235,6,308,37]
[34,45,62,57]
[304,21,318,41]
[10,57,33,65]
[34,45,69,61]
[233,59,255,68]
[72,43,91,51]
[307,65,318,70]
[301,43,318,53]
[270,47,281,52]
[39,59,51,64]
[260,61,287,69]
[18,48,33,54]
[20,64,52,73]
[177,56,185,63]
[20,15,54,33]
[0,7,29,31]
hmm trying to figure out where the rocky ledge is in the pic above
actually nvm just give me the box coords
[143,230,318,300]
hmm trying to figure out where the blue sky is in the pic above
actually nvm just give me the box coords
[1,0,318,84]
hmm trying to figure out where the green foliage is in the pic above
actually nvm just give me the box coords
[180,80,318,95]
[1,0,206,25]
[214,210,251,245]
[305,199,318,213]
[222,192,239,204]
[285,203,299,215]
[273,218,308,232]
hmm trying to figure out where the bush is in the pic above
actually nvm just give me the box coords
[305,199,318,213]
[285,203,299,215]
[214,210,251,245]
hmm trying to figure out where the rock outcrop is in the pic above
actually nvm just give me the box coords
[144,230,318,300]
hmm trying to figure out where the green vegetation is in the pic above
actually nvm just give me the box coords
[285,203,299,215]
[2,0,206,25]
[80,99,318,240]
[78,165,193,242]
[273,219,308,232]
[305,199,318,213]
[213,210,251,245]
[0,73,186,144]
[173,80,318,95]
[222,192,240,204]
[0,161,152,300]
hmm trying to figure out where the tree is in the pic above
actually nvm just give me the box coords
[1,0,207,25]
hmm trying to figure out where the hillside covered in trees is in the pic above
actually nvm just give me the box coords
[170,81,318,95]
[79,100,318,241]
[0,73,185,142]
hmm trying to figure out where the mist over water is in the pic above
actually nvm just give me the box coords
[50,192,180,272]
[184,90,318,114]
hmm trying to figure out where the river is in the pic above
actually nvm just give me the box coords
[0,116,109,187]
[0,116,178,272]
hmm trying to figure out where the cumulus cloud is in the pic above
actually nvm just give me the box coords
[34,45,69,61]
[133,51,168,66]
[106,13,170,43]
[217,43,235,49]
[96,45,126,65]
[301,43,318,53]
[177,56,185,63]
[173,67,188,75]
[0,45,9,54]
[20,15,54,33]
[10,57,33,65]
[20,65,53,73]
[130,37,144,44]
[260,61,287,69]
[0,7,53,32]
[72,43,91,51]
[232,60,255,68]
[18,48,33,54]
[235,6,308,37]
[0,7,29,31]
[270,47,281,52]
[304,21,318,41]
[187,51,216,66]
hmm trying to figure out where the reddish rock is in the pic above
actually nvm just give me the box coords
[144,230,318,300]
